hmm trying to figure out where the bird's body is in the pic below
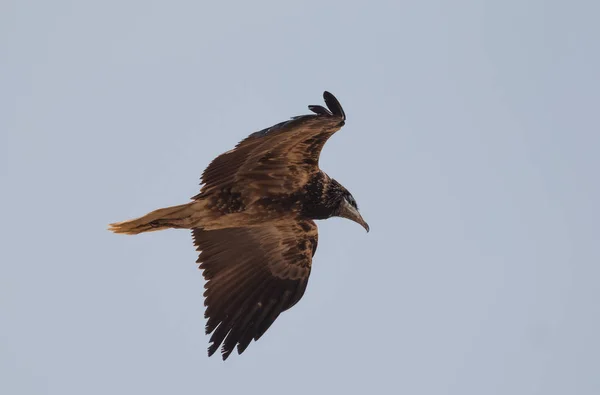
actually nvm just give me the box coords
[110,92,368,359]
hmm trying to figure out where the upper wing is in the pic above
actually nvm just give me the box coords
[192,219,319,360]
[196,91,346,198]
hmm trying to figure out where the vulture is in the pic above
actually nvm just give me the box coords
[109,91,368,359]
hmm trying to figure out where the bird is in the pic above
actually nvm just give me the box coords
[109,91,369,360]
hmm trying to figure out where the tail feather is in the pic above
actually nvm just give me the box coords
[109,202,198,235]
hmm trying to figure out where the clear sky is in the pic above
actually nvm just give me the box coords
[2,1,599,394]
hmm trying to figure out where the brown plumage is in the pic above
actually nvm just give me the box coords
[109,91,368,359]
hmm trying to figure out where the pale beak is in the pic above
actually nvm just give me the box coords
[338,200,370,232]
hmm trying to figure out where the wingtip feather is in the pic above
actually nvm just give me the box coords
[322,91,346,120]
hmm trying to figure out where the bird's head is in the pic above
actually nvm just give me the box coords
[331,182,369,233]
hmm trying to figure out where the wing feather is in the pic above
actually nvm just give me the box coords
[323,91,346,120]
[192,219,318,360]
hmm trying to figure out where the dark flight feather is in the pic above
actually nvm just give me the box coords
[308,105,332,116]
[323,91,346,120]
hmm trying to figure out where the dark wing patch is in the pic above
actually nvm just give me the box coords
[192,220,318,360]
[195,92,346,199]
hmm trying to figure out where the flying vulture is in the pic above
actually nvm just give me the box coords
[109,91,368,359]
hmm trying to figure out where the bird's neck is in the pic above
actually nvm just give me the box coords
[299,171,340,220]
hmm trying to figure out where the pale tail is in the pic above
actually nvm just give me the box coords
[109,202,201,235]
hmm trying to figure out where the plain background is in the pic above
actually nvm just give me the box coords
[2,1,599,394]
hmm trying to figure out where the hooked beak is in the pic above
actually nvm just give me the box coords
[338,200,370,232]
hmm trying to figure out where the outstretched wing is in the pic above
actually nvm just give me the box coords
[192,219,319,360]
[196,91,346,198]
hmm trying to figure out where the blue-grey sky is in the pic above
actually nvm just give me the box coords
[2,1,599,394]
